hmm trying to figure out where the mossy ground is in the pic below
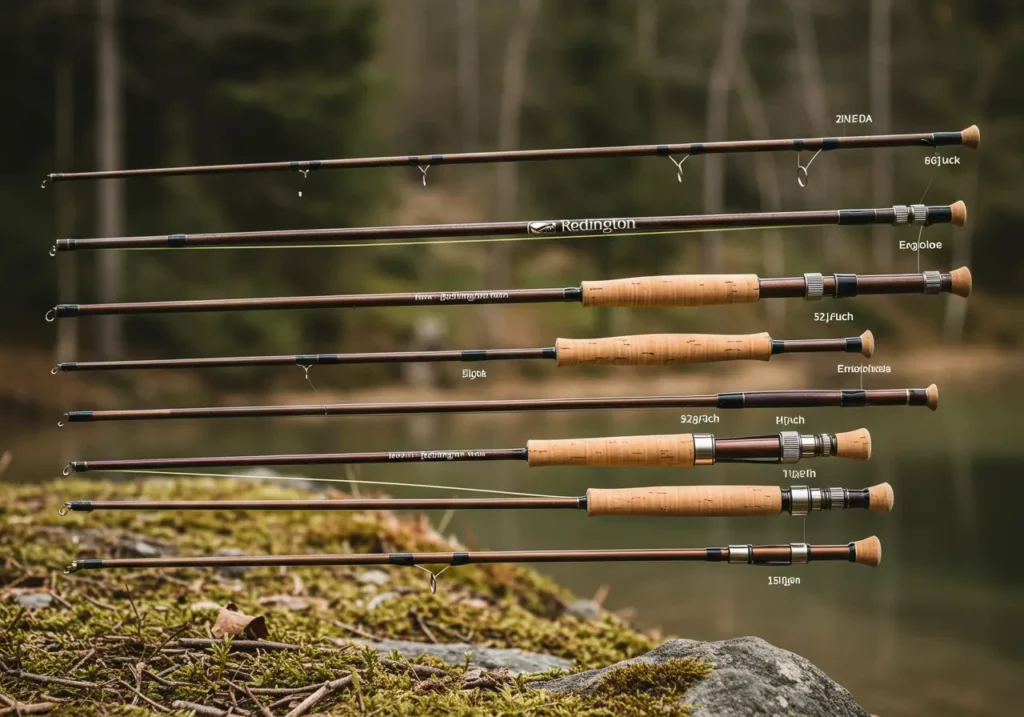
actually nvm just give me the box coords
[0,479,710,715]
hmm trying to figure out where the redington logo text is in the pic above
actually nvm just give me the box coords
[561,218,637,234]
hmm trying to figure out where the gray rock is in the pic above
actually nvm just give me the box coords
[563,599,602,621]
[352,638,572,676]
[533,637,868,717]
[16,592,53,610]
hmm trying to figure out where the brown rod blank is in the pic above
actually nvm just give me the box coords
[51,202,967,252]
[60,386,940,424]
[63,536,883,575]
[53,330,874,373]
[50,267,972,318]
[62,428,872,474]
[60,482,896,517]
[45,125,978,183]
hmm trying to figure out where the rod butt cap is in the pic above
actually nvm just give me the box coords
[835,428,872,461]
[961,124,981,150]
[926,384,939,411]
[950,201,967,227]
[950,266,972,297]
[859,330,875,358]
[868,483,895,513]
[853,536,882,567]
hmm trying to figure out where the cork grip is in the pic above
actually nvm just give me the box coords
[555,333,773,367]
[852,536,882,567]
[835,428,872,461]
[950,200,967,227]
[960,124,980,150]
[586,485,782,517]
[949,266,972,297]
[526,434,695,468]
[580,274,760,308]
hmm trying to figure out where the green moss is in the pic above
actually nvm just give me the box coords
[0,479,707,715]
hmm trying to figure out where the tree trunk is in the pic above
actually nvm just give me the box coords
[489,0,541,336]
[734,54,786,330]
[457,0,480,150]
[787,0,843,265]
[56,0,77,364]
[870,0,893,270]
[96,0,125,358]
[702,0,749,273]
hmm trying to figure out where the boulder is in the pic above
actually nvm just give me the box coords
[351,637,572,676]
[533,636,868,717]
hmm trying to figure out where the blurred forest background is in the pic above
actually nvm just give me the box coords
[1,0,1021,407]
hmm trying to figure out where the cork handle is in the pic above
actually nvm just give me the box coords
[581,274,760,308]
[960,124,980,150]
[526,434,695,467]
[555,333,773,367]
[949,266,972,297]
[950,200,967,227]
[586,485,781,517]
[852,536,882,567]
[835,428,872,461]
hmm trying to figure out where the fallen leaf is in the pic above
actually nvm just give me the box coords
[257,594,310,612]
[212,602,269,639]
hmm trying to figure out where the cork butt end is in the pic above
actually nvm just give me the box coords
[835,428,872,461]
[853,536,882,567]
[926,384,939,411]
[961,124,981,150]
[950,200,967,227]
[859,330,875,358]
[950,266,972,297]
[868,483,895,513]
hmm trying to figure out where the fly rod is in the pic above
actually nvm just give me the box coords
[62,427,872,474]
[59,386,939,424]
[62,536,884,577]
[43,123,978,184]
[52,329,875,373]
[47,267,972,319]
[50,202,967,253]
[60,482,895,517]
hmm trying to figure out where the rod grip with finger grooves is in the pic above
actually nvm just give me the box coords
[580,274,760,308]
[527,434,695,467]
[555,333,773,366]
[586,485,781,517]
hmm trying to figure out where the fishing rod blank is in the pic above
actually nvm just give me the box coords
[60,482,895,517]
[51,202,967,252]
[49,267,972,318]
[53,330,875,373]
[44,124,978,184]
[63,536,884,576]
[60,385,940,424]
[62,427,872,473]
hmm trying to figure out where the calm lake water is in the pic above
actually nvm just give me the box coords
[4,380,1023,717]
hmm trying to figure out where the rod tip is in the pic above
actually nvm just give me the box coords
[961,124,981,150]
[926,384,940,411]
[63,561,80,574]
[868,483,895,513]
[950,266,972,298]
[950,200,967,227]
[859,330,875,358]
[852,536,882,567]
[835,428,872,461]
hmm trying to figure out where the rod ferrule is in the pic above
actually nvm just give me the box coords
[780,431,801,463]
[728,545,752,564]
[910,204,929,226]
[892,205,910,225]
[922,270,942,294]
[803,273,824,300]
[693,433,716,465]
[790,543,810,564]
